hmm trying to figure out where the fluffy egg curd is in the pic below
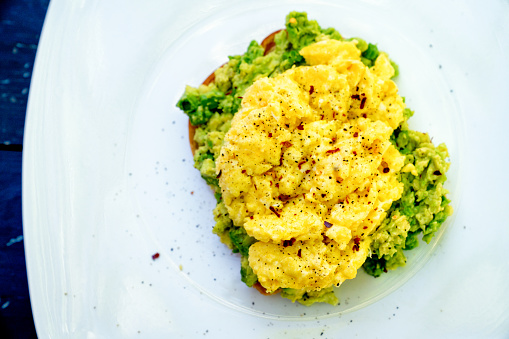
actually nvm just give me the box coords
[177,11,452,306]
[216,39,407,294]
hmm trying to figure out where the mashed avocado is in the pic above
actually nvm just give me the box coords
[177,11,452,306]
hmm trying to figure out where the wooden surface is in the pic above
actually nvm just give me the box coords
[0,0,49,337]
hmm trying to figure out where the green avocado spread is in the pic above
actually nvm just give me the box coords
[177,11,452,306]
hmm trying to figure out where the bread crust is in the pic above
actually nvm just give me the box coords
[188,30,282,155]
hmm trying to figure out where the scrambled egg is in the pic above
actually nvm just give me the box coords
[216,39,407,293]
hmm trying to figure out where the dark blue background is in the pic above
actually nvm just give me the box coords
[1,0,50,337]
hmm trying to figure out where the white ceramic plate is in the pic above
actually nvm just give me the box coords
[23,0,509,337]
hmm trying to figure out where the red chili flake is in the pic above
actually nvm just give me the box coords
[353,132,358,137]
[298,160,306,169]
[250,216,254,219]
[278,194,291,202]
[363,226,368,229]
[269,206,281,218]
[152,253,160,260]
[225,90,232,95]
[270,181,273,186]
[305,169,311,174]
[332,111,336,119]
[283,238,296,247]
[320,114,324,120]
[351,94,360,100]
[216,170,222,179]
[190,191,194,195]
[309,85,314,95]
[268,132,273,138]
[331,137,336,143]
[345,196,350,204]
[297,124,304,130]
[360,97,367,109]
[353,151,357,156]
[326,148,341,154]
[433,170,442,175]
[297,249,302,257]
[352,237,361,252]
[275,183,279,188]
[281,141,293,148]
[237,96,243,99]
[324,221,333,228]
[362,113,367,118]
[241,169,246,174]
[383,167,390,173]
